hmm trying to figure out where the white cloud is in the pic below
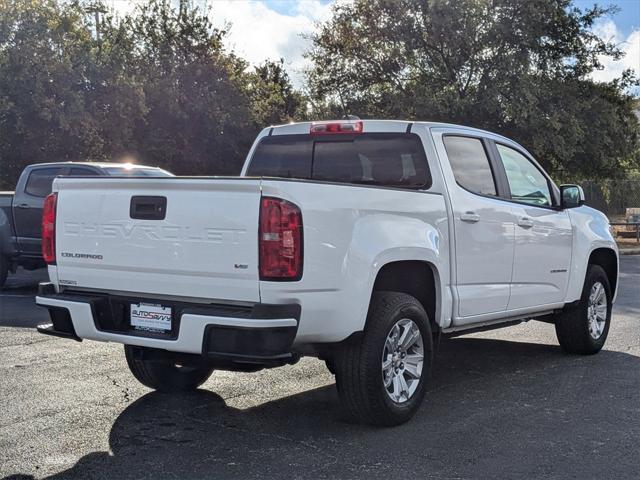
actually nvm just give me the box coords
[208,1,336,88]
[591,19,640,84]
[107,0,138,18]
[106,1,337,88]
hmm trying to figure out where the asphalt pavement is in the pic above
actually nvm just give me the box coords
[1,258,639,479]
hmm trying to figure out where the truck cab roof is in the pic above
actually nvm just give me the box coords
[268,119,512,141]
[260,119,531,159]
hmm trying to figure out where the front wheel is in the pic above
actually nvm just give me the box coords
[335,291,433,426]
[555,265,612,355]
[124,345,214,392]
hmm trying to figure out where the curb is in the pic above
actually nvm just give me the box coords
[619,248,640,256]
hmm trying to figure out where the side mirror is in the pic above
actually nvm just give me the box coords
[560,184,585,209]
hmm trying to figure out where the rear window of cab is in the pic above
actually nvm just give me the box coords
[246,133,432,189]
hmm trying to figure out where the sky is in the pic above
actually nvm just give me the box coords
[110,0,640,90]
[573,0,640,85]
[206,0,336,87]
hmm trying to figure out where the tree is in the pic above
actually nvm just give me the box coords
[123,0,256,175]
[0,0,101,188]
[246,59,305,126]
[0,0,306,188]
[306,0,640,179]
[83,4,147,161]
[0,0,150,188]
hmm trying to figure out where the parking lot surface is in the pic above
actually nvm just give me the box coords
[1,257,639,479]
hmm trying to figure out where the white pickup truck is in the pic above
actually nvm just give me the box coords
[36,120,618,426]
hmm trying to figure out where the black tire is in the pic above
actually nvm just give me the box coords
[0,255,8,289]
[124,345,214,392]
[324,358,336,375]
[555,264,612,355]
[334,291,433,426]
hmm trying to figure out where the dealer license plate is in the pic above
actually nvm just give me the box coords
[130,302,172,333]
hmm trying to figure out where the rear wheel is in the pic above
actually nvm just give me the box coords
[335,291,433,426]
[0,255,8,289]
[555,265,612,355]
[124,345,214,392]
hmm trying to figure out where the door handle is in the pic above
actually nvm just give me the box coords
[460,211,480,223]
[518,217,534,228]
[16,204,30,209]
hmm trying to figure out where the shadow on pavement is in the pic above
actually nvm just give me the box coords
[1,268,48,294]
[5,337,640,479]
[0,268,50,327]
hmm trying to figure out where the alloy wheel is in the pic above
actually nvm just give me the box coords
[381,318,424,403]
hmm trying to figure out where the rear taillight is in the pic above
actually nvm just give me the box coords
[310,120,363,135]
[259,197,302,280]
[42,192,57,264]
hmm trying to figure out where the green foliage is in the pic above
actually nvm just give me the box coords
[306,0,640,179]
[0,0,637,189]
[247,59,305,126]
[0,0,302,188]
[0,0,101,188]
[122,0,255,175]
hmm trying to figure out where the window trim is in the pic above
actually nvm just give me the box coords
[490,140,561,210]
[442,133,504,200]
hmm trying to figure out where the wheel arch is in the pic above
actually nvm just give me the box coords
[588,248,618,298]
[0,207,16,257]
[369,260,441,333]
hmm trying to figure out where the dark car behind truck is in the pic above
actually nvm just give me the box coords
[0,162,172,287]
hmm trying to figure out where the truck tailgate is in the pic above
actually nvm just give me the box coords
[53,177,261,302]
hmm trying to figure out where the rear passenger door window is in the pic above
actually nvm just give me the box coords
[443,136,497,196]
[25,167,65,197]
[496,144,552,207]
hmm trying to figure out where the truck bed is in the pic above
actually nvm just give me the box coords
[0,191,14,207]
